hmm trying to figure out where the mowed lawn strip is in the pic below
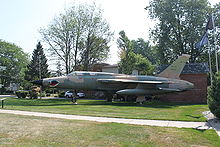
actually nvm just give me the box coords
[3,97,209,122]
[0,113,219,147]
[3,97,208,121]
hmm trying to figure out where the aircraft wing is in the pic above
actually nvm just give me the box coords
[97,79,166,84]
[98,79,180,95]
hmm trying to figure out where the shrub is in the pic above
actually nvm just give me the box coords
[46,93,51,97]
[45,89,54,94]
[39,92,46,97]
[207,72,220,118]
[58,91,65,98]
[29,91,38,99]
[15,90,29,98]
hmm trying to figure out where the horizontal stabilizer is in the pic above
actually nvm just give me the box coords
[97,79,164,84]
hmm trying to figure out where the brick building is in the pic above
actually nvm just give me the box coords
[158,63,209,103]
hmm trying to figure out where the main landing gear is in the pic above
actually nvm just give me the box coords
[71,90,78,104]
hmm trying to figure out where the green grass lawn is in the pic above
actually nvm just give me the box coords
[0,113,219,147]
[3,97,209,122]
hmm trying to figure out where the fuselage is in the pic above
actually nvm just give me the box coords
[37,71,194,96]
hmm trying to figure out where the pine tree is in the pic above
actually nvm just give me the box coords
[208,72,220,118]
[25,42,50,81]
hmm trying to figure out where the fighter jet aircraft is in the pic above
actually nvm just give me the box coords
[32,54,194,102]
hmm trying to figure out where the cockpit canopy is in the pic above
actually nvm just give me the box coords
[67,71,123,76]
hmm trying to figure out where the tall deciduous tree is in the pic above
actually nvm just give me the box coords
[146,0,211,64]
[117,31,154,75]
[40,3,113,74]
[25,42,50,81]
[56,61,63,76]
[131,38,158,64]
[0,40,28,91]
[117,31,134,74]
[182,3,220,73]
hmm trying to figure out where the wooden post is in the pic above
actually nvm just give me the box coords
[0,98,6,108]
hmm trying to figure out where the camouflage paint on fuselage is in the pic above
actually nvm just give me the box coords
[32,54,194,96]
[40,71,193,96]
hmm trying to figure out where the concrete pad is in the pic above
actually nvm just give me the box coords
[0,95,16,98]
[0,109,211,130]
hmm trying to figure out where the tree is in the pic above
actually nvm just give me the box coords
[40,3,113,74]
[56,61,63,76]
[134,53,154,75]
[80,35,111,71]
[117,31,154,75]
[117,31,135,74]
[146,0,212,64]
[25,42,50,81]
[131,38,158,64]
[195,3,220,73]
[208,72,220,118]
[212,3,220,48]
[0,40,29,92]
[41,11,74,74]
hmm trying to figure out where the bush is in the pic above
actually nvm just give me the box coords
[58,91,65,98]
[45,89,54,94]
[15,90,29,98]
[46,93,51,97]
[29,91,38,99]
[39,92,46,97]
[207,72,220,118]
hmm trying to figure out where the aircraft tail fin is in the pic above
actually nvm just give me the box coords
[157,54,190,79]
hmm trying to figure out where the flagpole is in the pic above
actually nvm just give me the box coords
[212,13,218,73]
[208,39,213,86]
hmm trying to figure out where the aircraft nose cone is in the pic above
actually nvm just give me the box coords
[31,80,43,86]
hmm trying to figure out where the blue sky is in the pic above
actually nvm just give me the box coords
[0,0,153,66]
[0,0,65,53]
[0,0,218,67]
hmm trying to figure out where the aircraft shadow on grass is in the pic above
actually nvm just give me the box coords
[8,98,203,109]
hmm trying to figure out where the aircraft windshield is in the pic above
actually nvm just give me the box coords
[67,71,120,76]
